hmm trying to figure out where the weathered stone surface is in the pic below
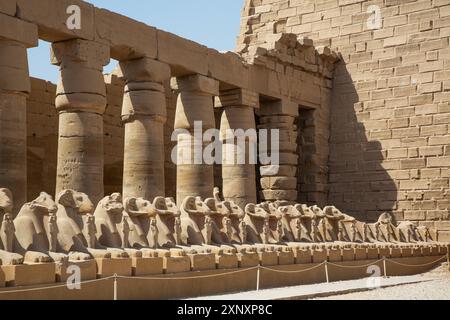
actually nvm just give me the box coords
[0,14,38,48]
[0,0,16,16]
[16,0,94,42]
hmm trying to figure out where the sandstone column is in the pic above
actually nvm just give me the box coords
[0,16,38,210]
[119,58,171,200]
[51,39,110,205]
[215,88,258,209]
[171,75,219,205]
[259,100,299,202]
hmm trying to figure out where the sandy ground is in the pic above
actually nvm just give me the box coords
[189,263,450,300]
[314,263,450,300]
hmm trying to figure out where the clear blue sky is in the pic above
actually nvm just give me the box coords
[28,0,243,82]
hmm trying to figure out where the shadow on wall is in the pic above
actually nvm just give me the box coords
[327,62,398,223]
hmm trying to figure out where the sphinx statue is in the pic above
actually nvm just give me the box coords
[259,202,284,245]
[54,189,112,260]
[309,205,327,242]
[0,188,24,265]
[322,206,364,243]
[179,196,223,254]
[244,203,272,245]
[14,192,67,263]
[93,193,138,258]
[368,212,399,243]
[123,197,156,255]
[276,204,302,243]
[396,220,433,243]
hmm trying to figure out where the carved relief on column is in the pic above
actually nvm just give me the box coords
[0,15,38,210]
[259,99,299,202]
[215,88,259,209]
[51,39,110,205]
[119,58,171,200]
[171,75,219,205]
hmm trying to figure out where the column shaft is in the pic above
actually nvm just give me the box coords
[172,75,219,205]
[119,58,170,200]
[216,89,258,209]
[259,100,299,202]
[0,16,38,211]
[51,39,110,205]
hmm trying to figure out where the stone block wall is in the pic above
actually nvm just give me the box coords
[26,78,58,200]
[239,0,450,239]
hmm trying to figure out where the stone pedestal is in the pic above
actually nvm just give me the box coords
[258,251,278,266]
[132,257,163,276]
[367,247,379,260]
[216,254,239,269]
[163,256,191,274]
[278,250,295,265]
[237,252,259,268]
[312,248,328,263]
[342,248,355,261]
[296,248,313,264]
[188,253,216,271]
[0,16,38,211]
[259,100,299,202]
[56,260,97,282]
[171,75,219,204]
[355,247,368,260]
[328,248,342,262]
[215,89,258,209]
[2,263,55,287]
[119,58,171,199]
[51,39,110,205]
[95,258,132,278]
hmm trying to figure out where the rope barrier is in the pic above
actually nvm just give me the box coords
[259,262,326,274]
[327,259,384,269]
[386,255,447,268]
[116,266,259,281]
[0,276,115,295]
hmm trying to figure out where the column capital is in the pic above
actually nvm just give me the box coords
[171,74,219,96]
[215,88,259,109]
[260,99,299,117]
[51,39,110,70]
[0,15,38,48]
[118,58,171,84]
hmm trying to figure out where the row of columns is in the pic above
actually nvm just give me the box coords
[0,26,301,210]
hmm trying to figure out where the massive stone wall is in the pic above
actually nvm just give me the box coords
[239,0,450,239]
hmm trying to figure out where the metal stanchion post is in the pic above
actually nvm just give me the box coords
[256,265,260,291]
[113,274,118,301]
[324,261,329,283]
[383,257,387,278]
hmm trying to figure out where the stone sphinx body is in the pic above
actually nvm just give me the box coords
[0,188,24,265]
[123,196,182,257]
[14,192,67,263]
[55,189,111,260]
[94,193,138,258]
[244,203,272,245]
[322,206,364,243]
[179,196,230,254]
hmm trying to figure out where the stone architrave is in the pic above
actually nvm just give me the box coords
[51,39,110,205]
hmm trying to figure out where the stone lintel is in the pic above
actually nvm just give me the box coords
[171,74,219,96]
[118,58,171,84]
[0,13,38,48]
[260,99,299,117]
[215,88,259,109]
[51,39,110,68]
